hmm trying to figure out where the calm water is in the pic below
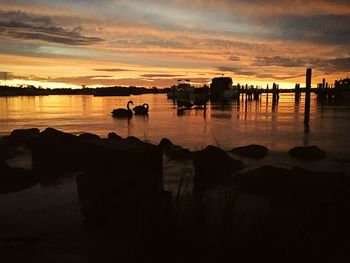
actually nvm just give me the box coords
[1,93,350,154]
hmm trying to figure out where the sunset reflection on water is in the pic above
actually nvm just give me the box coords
[0,93,349,154]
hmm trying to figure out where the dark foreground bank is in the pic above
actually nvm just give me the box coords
[0,128,350,262]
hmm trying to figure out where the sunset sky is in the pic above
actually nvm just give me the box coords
[0,0,349,88]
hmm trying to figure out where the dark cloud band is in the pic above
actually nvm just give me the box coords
[0,11,102,45]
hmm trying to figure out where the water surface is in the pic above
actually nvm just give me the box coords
[1,93,349,155]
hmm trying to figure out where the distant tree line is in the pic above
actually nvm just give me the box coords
[0,85,169,96]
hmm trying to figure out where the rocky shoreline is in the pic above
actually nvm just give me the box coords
[1,128,350,262]
[0,127,339,195]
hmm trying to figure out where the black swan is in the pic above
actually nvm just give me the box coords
[133,103,149,115]
[111,100,133,118]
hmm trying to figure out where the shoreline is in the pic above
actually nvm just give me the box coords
[2,128,349,176]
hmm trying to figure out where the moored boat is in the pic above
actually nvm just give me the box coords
[210,77,238,100]
[167,79,195,99]
[335,78,350,101]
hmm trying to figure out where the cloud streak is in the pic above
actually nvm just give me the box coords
[218,66,309,80]
[0,11,102,45]
[254,56,350,73]
[94,68,131,72]
[140,73,184,78]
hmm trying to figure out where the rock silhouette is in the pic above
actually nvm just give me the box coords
[9,128,40,146]
[0,137,15,160]
[0,128,39,163]
[30,127,81,174]
[108,132,122,141]
[26,127,170,234]
[10,128,39,138]
[79,133,101,141]
[0,161,38,194]
[234,165,347,207]
[230,144,268,159]
[75,132,170,236]
[230,165,350,262]
[289,145,326,160]
[193,145,244,192]
[158,137,193,160]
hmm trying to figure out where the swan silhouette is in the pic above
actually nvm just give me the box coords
[133,103,149,115]
[111,100,133,118]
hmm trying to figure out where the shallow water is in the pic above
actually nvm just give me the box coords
[1,93,350,155]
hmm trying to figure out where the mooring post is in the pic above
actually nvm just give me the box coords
[295,83,301,101]
[272,82,277,102]
[304,68,312,124]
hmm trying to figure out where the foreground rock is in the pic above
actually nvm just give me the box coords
[30,127,163,178]
[213,165,350,262]
[76,135,171,237]
[10,128,40,139]
[0,128,39,161]
[9,128,40,146]
[230,144,268,159]
[193,145,244,192]
[0,137,15,161]
[75,136,164,210]
[289,145,326,160]
[30,128,81,173]
[79,133,101,141]
[29,128,170,228]
[108,132,122,141]
[0,161,38,194]
[158,137,193,160]
[233,165,348,209]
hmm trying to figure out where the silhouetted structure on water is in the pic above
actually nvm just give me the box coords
[210,77,234,99]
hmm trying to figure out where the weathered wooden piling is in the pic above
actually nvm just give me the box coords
[304,68,312,124]
[272,83,279,102]
[253,89,260,100]
[295,83,301,101]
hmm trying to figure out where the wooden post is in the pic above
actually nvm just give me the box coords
[304,68,312,124]
[272,83,277,102]
[295,83,300,101]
